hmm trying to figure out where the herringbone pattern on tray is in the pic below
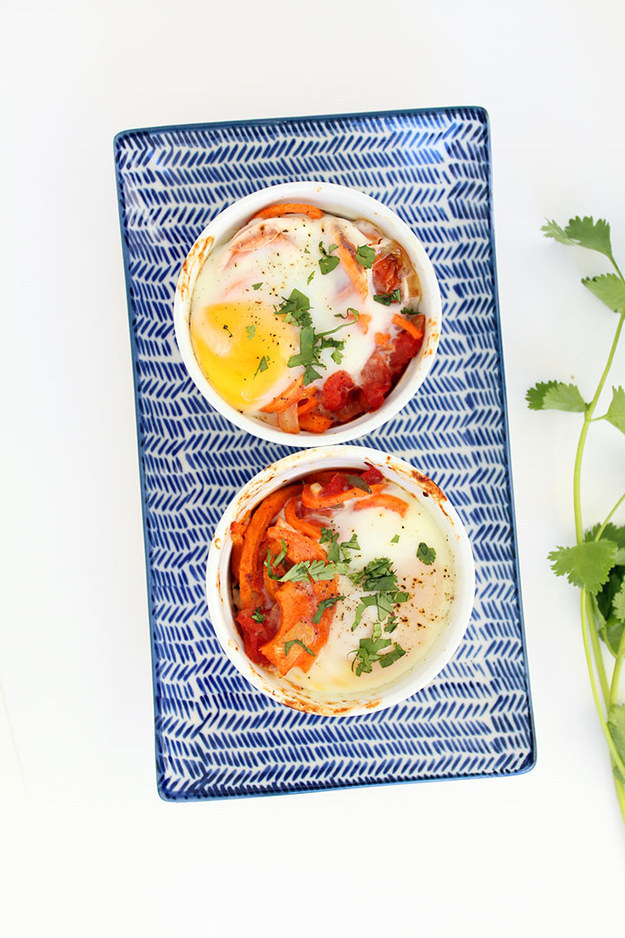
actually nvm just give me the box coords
[115,108,535,799]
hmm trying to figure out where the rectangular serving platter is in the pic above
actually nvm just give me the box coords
[115,107,535,800]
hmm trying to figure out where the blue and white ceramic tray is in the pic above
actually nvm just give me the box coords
[115,107,535,800]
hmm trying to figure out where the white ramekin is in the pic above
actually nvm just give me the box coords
[206,446,474,716]
[174,181,442,446]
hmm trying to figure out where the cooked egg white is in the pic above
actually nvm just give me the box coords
[285,481,456,697]
[190,213,407,412]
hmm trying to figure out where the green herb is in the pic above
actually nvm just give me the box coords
[307,271,315,284]
[335,308,360,321]
[252,282,263,290]
[251,607,265,623]
[245,325,256,340]
[355,244,375,268]
[254,356,269,377]
[384,615,398,633]
[349,557,409,631]
[417,542,436,565]
[274,289,312,326]
[349,633,406,676]
[528,215,625,825]
[319,241,340,275]
[312,595,345,624]
[287,319,352,387]
[265,540,288,579]
[391,534,400,544]
[284,638,315,657]
[279,559,347,583]
[400,306,419,316]
[373,288,402,306]
[320,528,360,564]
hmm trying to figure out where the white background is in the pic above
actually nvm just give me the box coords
[2,0,624,934]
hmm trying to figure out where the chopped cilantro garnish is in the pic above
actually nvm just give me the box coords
[251,607,265,623]
[265,540,287,579]
[417,542,436,565]
[349,633,406,676]
[307,270,315,284]
[355,244,375,268]
[275,289,312,326]
[373,288,402,306]
[252,282,263,290]
[319,241,340,275]
[349,557,409,631]
[312,595,345,624]
[284,638,315,657]
[254,355,269,377]
[335,308,360,321]
[320,528,360,563]
[391,534,400,544]
[245,325,256,340]
[279,559,347,583]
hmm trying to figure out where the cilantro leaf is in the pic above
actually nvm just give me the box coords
[312,595,345,624]
[391,534,400,544]
[605,386,625,435]
[275,289,312,326]
[355,244,375,268]
[526,381,587,413]
[417,542,436,565]
[543,216,613,258]
[284,638,315,657]
[564,216,613,258]
[254,355,269,377]
[585,523,625,550]
[251,607,265,623]
[279,559,345,583]
[246,325,256,340]
[612,577,625,621]
[265,540,287,579]
[307,271,315,285]
[582,274,625,313]
[379,643,406,668]
[373,288,401,306]
[319,255,340,275]
[252,282,263,290]
[548,540,618,594]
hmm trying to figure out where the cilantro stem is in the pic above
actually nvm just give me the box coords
[585,592,610,702]
[573,311,625,544]
[580,591,625,778]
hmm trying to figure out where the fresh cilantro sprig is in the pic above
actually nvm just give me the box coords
[530,215,625,825]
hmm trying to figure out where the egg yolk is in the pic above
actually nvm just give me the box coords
[189,302,299,410]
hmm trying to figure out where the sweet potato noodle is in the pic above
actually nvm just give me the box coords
[190,203,426,433]
[230,467,456,691]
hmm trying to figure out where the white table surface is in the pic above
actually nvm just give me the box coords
[2,0,624,934]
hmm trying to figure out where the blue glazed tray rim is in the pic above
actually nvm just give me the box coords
[114,105,537,802]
